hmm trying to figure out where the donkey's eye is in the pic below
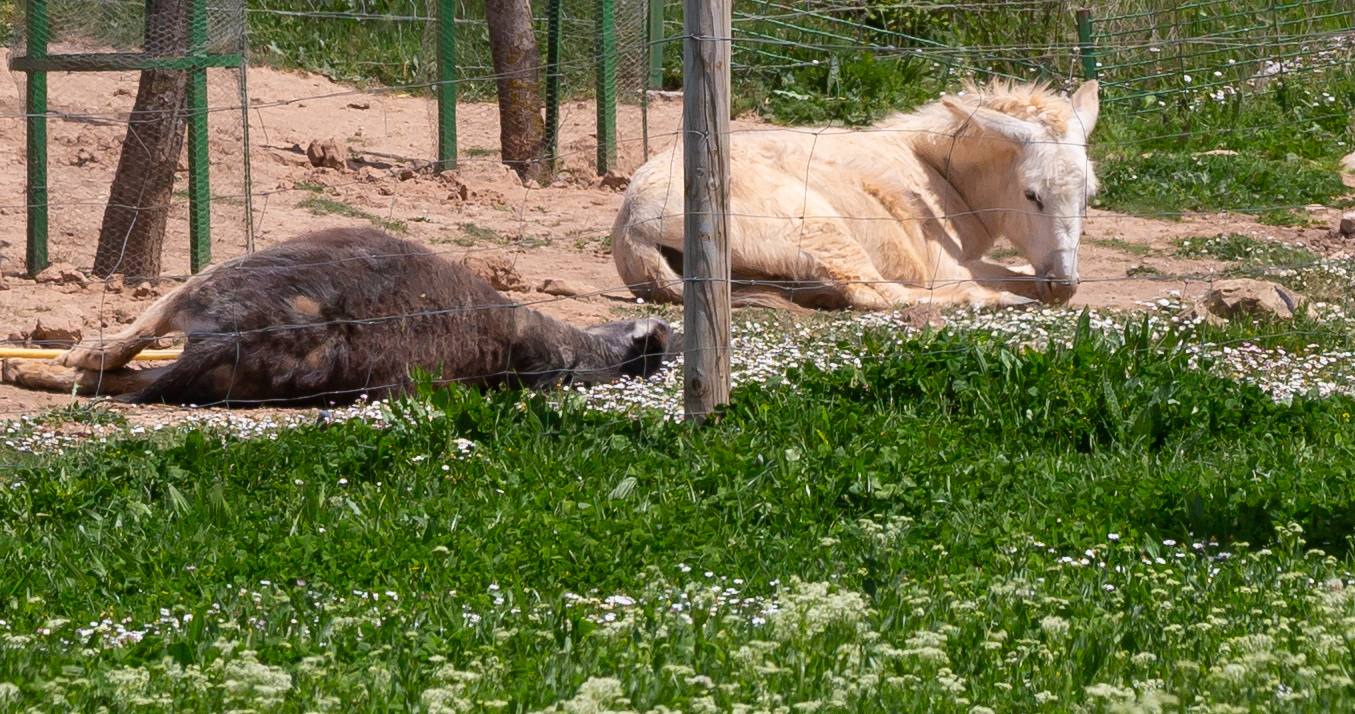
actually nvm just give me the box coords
[1024,189,1045,212]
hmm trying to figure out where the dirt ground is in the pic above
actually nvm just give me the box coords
[2,48,1352,421]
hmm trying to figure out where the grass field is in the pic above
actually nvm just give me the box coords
[5,308,1355,710]
[4,2,1355,709]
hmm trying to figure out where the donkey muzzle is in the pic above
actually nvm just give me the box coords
[1037,275,1079,305]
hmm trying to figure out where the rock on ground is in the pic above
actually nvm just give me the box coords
[306,138,347,171]
[598,170,630,192]
[460,254,527,293]
[29,319,82,348]
[34,262,88,286]
[1182,278,1305,325]
[539,278,598,298]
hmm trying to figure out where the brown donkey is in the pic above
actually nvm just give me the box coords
[3,227,677,406]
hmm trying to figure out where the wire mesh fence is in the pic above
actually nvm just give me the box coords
[8,0,252,280]
[1088,0,1355,113]
[0,0,1353,422]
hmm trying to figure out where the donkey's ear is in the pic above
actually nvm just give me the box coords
[941,98,1040,145]
[1070,80,1100,139]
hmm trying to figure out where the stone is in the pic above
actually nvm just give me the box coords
[440,172,471,201]
[539,278,597,298]
[460,254,527,293]
[30,319,81,348]
[34,262,87,286]
[1182,278,1305,325]
[598,170,630,191]
[1342,151,1355,174]
[347,101,371,110]
[101,274,125,294]
[132,282,159,299]
[1340,211,1355,238]
[306,138,347,171]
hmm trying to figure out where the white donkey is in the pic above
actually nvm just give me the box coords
[611,79,1101,310]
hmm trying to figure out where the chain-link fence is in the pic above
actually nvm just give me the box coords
[1087,0,1355,113]
[248,0,653,178]
[5,0,653,279]
[9,0,251,279]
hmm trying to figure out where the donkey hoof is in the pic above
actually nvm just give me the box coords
[58,344,114,370]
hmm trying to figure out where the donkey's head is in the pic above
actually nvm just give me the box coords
[576,317,677,384]
[941,80,1101,304]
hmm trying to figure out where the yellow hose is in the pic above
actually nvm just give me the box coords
[0,348,183,361]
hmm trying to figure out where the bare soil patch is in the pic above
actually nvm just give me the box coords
[1,53,1347,421]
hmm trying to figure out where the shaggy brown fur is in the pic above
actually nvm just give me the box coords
[3,227,677,406]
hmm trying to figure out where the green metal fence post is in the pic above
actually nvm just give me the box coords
[647,0,664,89]
[595,0,617,174]
[1076,8,1098,80]
[186,0,211,273]
[25,0,49,277]
[544,0,563,173]
[437,0,457,172]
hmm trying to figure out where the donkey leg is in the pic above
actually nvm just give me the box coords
[772,223,921,310]
[959,259,1046,301]
[58,290,184,371]
[788,223,1030,310]
[1,360,167,396]
[903,255,1037,308]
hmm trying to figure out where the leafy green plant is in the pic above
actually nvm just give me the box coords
[6,323,1355,709]
[736,53,934,126]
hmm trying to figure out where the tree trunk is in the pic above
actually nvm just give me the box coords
[93,0,191,279]
[485,0,549,183]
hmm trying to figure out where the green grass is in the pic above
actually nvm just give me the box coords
[457,221,503,243]
[1174,233,1318,265]
[447,221,550,249]
[1087,236,1156,257]
[1091,72,1355,221]
[30,402,128,429]
[297,195,406,234]
[6,324,1355,709]
[0,3,17,47]
[1094,150,1350,223]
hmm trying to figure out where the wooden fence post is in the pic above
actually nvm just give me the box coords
[682,0,731,421]
[544,0,563,172]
